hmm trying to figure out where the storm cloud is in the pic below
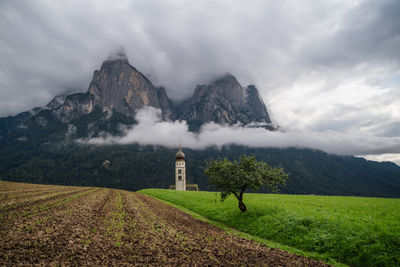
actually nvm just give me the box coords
[1,0,400,162]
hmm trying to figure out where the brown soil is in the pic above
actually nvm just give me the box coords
[0,187,91,213]
[0,182,330,266]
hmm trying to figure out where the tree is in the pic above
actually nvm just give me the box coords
[205,155,289,212]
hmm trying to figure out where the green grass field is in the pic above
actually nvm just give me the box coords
[140,189,400,267]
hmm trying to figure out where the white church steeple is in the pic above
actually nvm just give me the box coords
[175,143,186,191]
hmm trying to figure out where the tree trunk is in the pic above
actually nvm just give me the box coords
[238,198,247,212]
[237,186,247,212]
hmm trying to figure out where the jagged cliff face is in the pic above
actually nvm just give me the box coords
[155,86,176,120]
[55,93,95,122]
[178,74,272,126]
[243,85,271,123]
[87,56,174,120]
[46,94,67,110]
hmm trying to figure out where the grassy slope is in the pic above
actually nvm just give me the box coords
[140,189,400,267]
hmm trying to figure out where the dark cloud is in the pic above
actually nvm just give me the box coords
[1,0,399,111]
[301,0,400,69]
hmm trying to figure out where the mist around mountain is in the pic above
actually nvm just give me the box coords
[0,53,399,197]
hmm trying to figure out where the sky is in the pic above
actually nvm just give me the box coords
[1,0,399,164]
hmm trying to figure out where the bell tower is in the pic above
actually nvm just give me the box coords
[175,144,186,191]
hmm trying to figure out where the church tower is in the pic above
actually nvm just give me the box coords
[175,144,186,191]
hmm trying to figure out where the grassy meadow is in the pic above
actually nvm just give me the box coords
[140,189,400,267]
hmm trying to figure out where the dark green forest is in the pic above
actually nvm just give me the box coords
[1,143,399,197]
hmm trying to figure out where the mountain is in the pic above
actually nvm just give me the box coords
[0,53,273,136]
[87,55,175,121]
[52,55,175,123]
[0,52,271,131]
[48,53,273,127]
[0,53,399,197]
[178,74,273,131]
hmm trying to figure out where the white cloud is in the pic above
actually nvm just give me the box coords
[360,154,400,166]
[82,107,400,159]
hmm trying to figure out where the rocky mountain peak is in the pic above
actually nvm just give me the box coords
[87,53,174,120]
[49,51,175,122]
[178,73,273,128]
[212,73,244,104]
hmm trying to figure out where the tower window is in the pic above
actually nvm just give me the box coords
[178,175,182,180]
[178,169,182,174]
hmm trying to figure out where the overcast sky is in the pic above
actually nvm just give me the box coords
[1,0,399,164]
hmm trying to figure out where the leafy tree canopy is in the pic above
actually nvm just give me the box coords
[205,155,289,212]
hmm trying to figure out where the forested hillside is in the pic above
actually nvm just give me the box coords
[1,143,399,197]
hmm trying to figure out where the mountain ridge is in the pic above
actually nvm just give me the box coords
[39,56,274,128]
[0,55,276,134]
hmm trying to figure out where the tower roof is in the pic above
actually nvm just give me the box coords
[176,144,185,160]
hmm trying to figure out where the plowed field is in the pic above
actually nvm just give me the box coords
[0,182,329,266]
